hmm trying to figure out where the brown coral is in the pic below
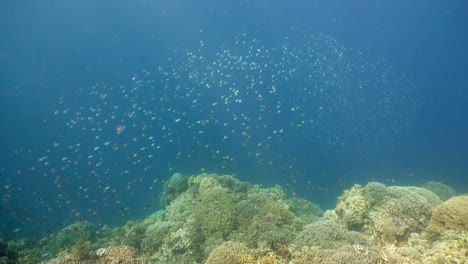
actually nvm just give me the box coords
[99,246,143,264]
[205,241,250,264]
[70,240,89,261]
[428,196,468,235]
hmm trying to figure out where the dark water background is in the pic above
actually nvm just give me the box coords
[0,0,467,239]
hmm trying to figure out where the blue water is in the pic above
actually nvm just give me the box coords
[1,0,467,240]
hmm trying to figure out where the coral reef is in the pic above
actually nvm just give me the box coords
[70,240,89,262]
[0,240,19,264]
[427,196,468,236]
[43,245,143,264]
[324,183,370,229]
[98,246,142,264]
[286,197,324,224]
[4,173,467,264]
[294,220,369,249]
[205,241,250,264]
[48,221,96,253]
[423,181,457,201]
[325,182,442,244]
[162,172,189,207]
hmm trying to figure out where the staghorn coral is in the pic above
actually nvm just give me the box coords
[427,196,468,236]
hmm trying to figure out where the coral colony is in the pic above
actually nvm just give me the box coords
[1,173,467,263]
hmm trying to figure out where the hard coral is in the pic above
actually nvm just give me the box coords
[294,220,368,249]
[324,184,370,230]
[98,246,142,264]
[195,185,238,242]
[325,183,442,244]
[70,240,89,262]
[205,241,250,264]
[286,197,323,224]
[235,191,302,248]
[427,196,468,236]
[422,181,457,201]
[163,172,189,206]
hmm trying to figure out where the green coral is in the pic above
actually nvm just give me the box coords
[286,197,323,224]
[47,221,96,253]
[144,174,306,262]
[195,185,238,243]
[163,172,189,206]
[118,211,164,249]
[141,221,173,256]
[422,181,457,201]
[235,188,303,248]
[0,241,19,264]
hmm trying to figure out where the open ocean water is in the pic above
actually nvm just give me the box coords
[0,1,467,263]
